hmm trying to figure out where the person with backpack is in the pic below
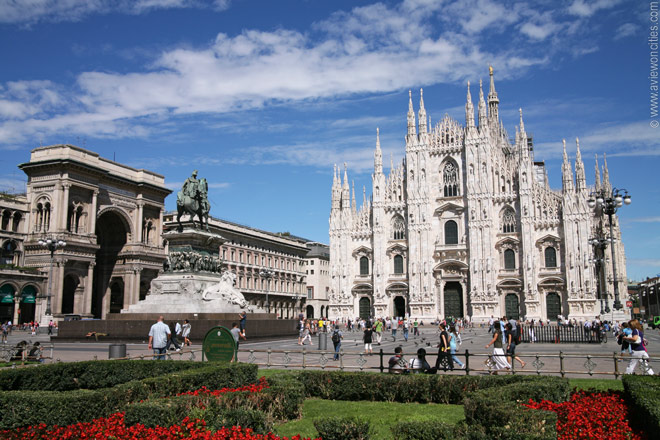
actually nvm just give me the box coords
[363,325,374,355]
[331,325,342,360]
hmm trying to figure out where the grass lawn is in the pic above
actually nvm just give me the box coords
[568,378,623,391]
[273,398,464,439]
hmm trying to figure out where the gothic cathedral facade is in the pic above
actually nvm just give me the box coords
[329,68,628,323]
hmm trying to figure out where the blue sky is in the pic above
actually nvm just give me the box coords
[0,0,658,281]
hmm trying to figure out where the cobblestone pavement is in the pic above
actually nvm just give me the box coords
[2,325,658,379]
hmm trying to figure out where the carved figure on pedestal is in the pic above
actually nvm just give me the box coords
[177,170,210,231]
[202,271,251,311]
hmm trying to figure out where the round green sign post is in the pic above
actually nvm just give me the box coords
[202,326,237,362]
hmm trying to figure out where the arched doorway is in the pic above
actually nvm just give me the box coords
[62,275,78,314]
[443,282,464,318]
[93,211,128,318]
[19,285,37,324]
[320,305,325,318]
[393,296,405,318]
[109,280,124,313]
[306,305,314,319]
[505,293,520,320]
[0,284,15,323]
[359,297,371,319]
[546,292,561,321]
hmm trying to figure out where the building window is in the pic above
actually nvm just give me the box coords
[310,270,314,275]
[545,247,557,268]
[392,216,406,240]
[34,200,51,232]
[359,256,369,275]
[443,161,459,197]
[1,240,17,265]
[394,255,404,274]
[444,220,458,245]
[502,209,516,233]
[1,211,10,230]
[231,250,235,261]
[307,287,314,299]
[310,260,314,265]
[504,249,516,270]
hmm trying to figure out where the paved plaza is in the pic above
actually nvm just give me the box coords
[3,324,658,379]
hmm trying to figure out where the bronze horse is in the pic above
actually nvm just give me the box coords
[176,178,209,231]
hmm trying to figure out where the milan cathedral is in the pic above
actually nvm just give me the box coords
[329,67,628,323]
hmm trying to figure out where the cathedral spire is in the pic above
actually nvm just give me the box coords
[342,163,350,210]
[594,154,601,192]
[362,185,367,208]
[351,180,357,215]
[519,108,525,134]
[488,65,499,126]
[562,139,574,192]
[465,81,475,128]
[331,164,340,211]
[575,137,586,191]
[407,90,416,137]
[418,88,427,134]
[478,79,488,129]
[602,153,612,193]
[374,127,383,175]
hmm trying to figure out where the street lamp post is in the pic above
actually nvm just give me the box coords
[588,188,631,311]
[589,236,611,316]
[259,268,274,313]
[38,237,66,316]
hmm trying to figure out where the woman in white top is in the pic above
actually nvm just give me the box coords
[181,319,192,346]
[409,348,432,373]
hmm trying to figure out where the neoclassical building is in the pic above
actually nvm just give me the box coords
[329,69,628,323]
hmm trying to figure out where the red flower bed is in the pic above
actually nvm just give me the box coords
[0,413,320,440]
[523,391,645,440]
[177,376,270,397]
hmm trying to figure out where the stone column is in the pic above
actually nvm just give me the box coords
[83,262,95,316]
[89,190,99,235]
[438,281,445,318]
[460,279,468,319]
[123,272,133,311]
[157,208,164,245]
[12,296,20,325]
[131,267,142,306]
[135,202,144,244]
[60,183,71,232]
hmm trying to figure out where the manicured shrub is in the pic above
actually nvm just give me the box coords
[622,375,660,434]
[391,419,456,439]
[0,363,258,429]
[314,416,372,440]
[294,370,564,404]
[0,360,208,391]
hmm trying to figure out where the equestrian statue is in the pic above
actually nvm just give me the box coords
[176,170,210,231]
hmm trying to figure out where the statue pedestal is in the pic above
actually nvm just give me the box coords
[123,228,265,315]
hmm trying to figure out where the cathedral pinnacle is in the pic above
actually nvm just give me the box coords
[465,81,475,127]
[488,65,499,127]
[594,154,601,191]
[519,108,525,134]
[374,127,383,174]
[562,139,574,192]
[478,79,487,128]
[407,90,416,137]
[418,88,427,134]
[575,137,586,191]
[602,153,611,192]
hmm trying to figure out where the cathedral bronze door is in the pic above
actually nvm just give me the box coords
[359,297,371,319]
[505,293,520,320]
[546,292,561,321]
[393,296,406,318]
[443,282,463,318]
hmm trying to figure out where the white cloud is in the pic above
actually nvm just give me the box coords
[614,23,637,40]
[0,177,27,194]
[0,0,231,25]
[567,0,622,17]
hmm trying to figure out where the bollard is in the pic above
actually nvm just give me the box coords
[318,332,327,350]
[108,343,126,359]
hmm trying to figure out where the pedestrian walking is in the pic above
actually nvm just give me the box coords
[449,326,465,369]
[485,324,510,373]
[181,319,192,346]
[230,322,246,362]
[166,321,182,351]
[331,325,342,360]
[435,323,454,371]
[148,315,171,360]
[624,319,654,375]
[363,325,374,355]
[391,317,398,341]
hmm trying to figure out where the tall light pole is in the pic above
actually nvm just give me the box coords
[588,188,631,311]
[588,236,610,316]
[38,237,66,316]
[259,268,274,313]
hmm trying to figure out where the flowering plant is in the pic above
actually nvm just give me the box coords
[177,376,269,397]
[0,413,320,440]
[523,391,644,440]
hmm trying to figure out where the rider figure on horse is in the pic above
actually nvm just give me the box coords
[177,170,210,231]
[182,170,199,200]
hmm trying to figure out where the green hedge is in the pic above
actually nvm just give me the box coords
[295,370,563,404]
[462,379,567,439]
[124,372,304,433]
[0,360,209,391]
[0,363,257,429]
[391,420,457,440]
[314,416,373,440]
[622,375,660,433]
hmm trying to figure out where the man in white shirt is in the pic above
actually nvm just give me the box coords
[148,316,171,360]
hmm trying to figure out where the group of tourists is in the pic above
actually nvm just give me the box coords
[147,316,193,359]
[616,319,654,375]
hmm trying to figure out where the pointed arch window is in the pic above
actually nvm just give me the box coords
[444,220,458,245]
[34,200,51,233]
[502,209,516,233]
[392,216,406,240]
[359,256,369,275]
[504,249,516,270]
[393,255,404,274]
[443,162,459,197]
[545,247,557,268]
